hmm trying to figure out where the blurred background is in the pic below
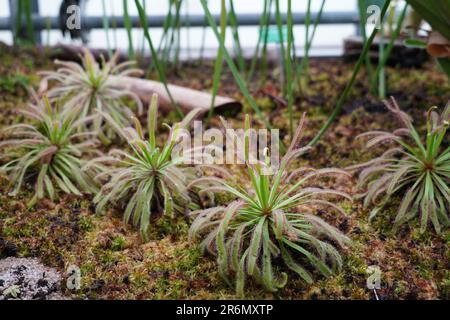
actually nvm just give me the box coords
[0,0,405,57]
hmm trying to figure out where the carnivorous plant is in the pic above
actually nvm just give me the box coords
[188,115,352,296]
[349,97,449,233]
[40,49,143,143]
[0,95,99,206]
[85,94,201,240]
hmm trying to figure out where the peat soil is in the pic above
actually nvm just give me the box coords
[0,43,449,300]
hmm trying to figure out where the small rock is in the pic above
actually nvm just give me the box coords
[0,257,68,300]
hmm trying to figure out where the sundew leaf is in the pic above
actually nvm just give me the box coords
[247,218,265,276]
[189,114,349,295]
[91,95,198,240]
[148,94,158,149]
[230,222,250,271]
[353,98,450,233]
[217,201,243,281]
[280,244,313,284]
[1,98,98,205]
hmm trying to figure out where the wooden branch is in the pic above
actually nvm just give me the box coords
[108,76,241,116]
[36,43,242,116]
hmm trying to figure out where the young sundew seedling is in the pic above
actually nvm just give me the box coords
[188,114,352,296]
[84,94,202,241]
[0,95,99,206]
[40,49,143,143]
[349,97,450,234]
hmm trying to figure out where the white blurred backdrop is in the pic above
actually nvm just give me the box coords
[0,0,373,57]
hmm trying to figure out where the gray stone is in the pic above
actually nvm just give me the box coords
[0,257,68,300]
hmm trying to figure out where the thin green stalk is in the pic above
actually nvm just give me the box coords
[123,0,135,60]
[111,0,118,50]
[199,0,209,63]
[387,1,396,36]
[296,0,326,90]
[14,0,24,45]
[370,3,408,93]
[164,1,179,66]
[185,0,191,61]
[200,0,280,138]
[247,0,271,82]
[174,2,182,69]
[135,0,183,118]
[152,0,174,74]
[308,0,392,147]
[358,0,374,86]
[140,0,147,59]
[229,0,245,73]
[208,0,227,119]
[259,0,274,86]
[286,0,294,136]
[158,0,174,55]
[160,4,174,68]
[23,0,34,44]
[166,0,182,69]
[289,15,297,65]
[101,0,112,58]
[274,0,286,94]
[378,26,386,99]
[45,17,51,48]
[303,0,312,79]
[163,0,182,68]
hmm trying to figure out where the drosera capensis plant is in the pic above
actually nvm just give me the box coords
[84,94,202,241]
[0,95,100,207]
[40,49,143,143]
[188,114,352,296]
[349,97,450,234]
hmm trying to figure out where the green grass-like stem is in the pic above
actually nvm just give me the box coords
[308,0,392,147]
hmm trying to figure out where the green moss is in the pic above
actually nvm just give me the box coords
[439,273,450,299]
[79,216,94,232]
[0,73,30,94]
[442,230,450,244]
[394,280,408,296]
[256,97,274,111]
[346,249,369,276]
[110,235,128,251]
[1,49,449,300]
[213,191,237,206]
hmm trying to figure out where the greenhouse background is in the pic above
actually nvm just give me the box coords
[0,0,413,57]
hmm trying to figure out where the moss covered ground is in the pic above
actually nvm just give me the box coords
[0,43,449,299]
